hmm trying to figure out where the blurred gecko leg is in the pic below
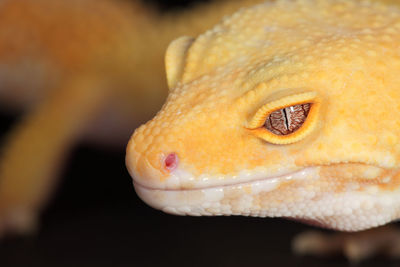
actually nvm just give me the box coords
[293,225,400,262]
[0,76,109,236]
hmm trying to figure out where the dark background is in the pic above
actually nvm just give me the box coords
[0,0,397,266]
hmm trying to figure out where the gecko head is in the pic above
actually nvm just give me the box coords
[126,0,400,231]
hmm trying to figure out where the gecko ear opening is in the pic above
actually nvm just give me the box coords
[165,36,195,90]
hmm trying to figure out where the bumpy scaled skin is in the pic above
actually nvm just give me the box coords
[126,0,400,231]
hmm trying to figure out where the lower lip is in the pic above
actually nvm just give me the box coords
[133,168,316,215]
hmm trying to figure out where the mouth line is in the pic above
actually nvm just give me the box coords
[133,167,314,192]
[132,162,389,192]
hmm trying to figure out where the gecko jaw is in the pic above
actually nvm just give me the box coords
[133,164,400,231]
[133,167,316,215]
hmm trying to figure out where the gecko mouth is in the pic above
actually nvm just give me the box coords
[132,164,400,231]
[133,167,317,215]
[133,162,389,193]
[134,163,393,219]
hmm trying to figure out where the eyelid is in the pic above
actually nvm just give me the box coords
[246,91,320,145]
[247,92,318,129]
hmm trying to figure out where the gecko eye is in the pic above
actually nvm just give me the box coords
[265,103,310,135]
[247,92,320,144]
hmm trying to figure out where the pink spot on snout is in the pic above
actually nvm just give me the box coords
[164,153,178,171]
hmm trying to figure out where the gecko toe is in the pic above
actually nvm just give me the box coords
[0,209,38,238]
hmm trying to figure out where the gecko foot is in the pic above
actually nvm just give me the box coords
[0,210,37,238]
[292,225,400,262]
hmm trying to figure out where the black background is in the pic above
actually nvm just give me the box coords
[0,0,397,266]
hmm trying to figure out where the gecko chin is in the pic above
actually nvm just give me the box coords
[133,164,400,231]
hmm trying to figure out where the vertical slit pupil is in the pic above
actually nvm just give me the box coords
[265,103,311,135]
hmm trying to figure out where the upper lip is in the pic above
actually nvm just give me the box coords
[133,167,312,191]
[132,162,389,191]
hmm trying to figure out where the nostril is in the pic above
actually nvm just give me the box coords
[164,153,178,171]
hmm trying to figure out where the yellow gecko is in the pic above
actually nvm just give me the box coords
[126,0,400,260]
[0,0,266,236]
